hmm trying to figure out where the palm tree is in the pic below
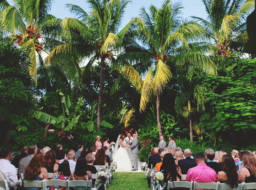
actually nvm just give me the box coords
[192,0,255,57]
[45,0,137,131]
[0,0,57,83]
[115,0,216,138]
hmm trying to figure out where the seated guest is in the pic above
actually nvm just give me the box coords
[220,148,227,153]
[57,160,73,180]
[232,149,239,162]
[24,154,48,190]
[205,148,222,174]
[85,153,97,174]
[239,152,256,183]
[252,151,256,159]
[75,144,84,159]
[66,150,76,173]
[186,152,216,182]
[12,146,28,168]
[44,150,58,173]
[19,145,37,175]
[90,146,97,155]
[56,149,66,163]
[94,149,106,166]
[79,150,88,160]
[0,148,19,188]
[178,149,196,174]
[74,157,90,180]
[175,151,184,165]
[42,146,51,155]
[148,148,161,169]
[155,151,168,172]
[102,147,111,166]
[159,148,164,155]
[167,148,176,158]
[217,155,238,188]
[160,153,182,190]
[85,153,97,187]
[214,151,220,162]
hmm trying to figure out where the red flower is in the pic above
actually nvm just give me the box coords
[125,131,128,134]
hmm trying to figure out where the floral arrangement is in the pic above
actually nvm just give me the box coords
[95,172,108,187]
[154,172,166,189]
[155,172,164,181]
[146,169,155,178]
[141,162,147,171]
[110,162,117,173]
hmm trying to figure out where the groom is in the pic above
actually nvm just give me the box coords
[130,133,139,171]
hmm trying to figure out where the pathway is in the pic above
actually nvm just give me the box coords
[107,172,150,190]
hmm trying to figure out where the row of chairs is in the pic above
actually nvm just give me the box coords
[166,181,256,190]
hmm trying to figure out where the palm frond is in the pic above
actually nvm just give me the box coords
[152,60,172,94]
[101,32,119,55]
[120,108,135,128]
[66,4,88,23]
[140,66,154,112]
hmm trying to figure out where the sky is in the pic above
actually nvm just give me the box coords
[49,0,209,30]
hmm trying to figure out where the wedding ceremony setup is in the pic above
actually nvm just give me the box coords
[1,0,256,189]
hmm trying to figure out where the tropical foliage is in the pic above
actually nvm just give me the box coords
[0,0,256,153]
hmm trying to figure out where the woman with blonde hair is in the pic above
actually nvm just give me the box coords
[175,151,184,165]
[239,152,256,182]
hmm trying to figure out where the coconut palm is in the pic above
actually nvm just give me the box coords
[192,0,255,57]
[45,0,138,131]
[0,0,58,83]
[115,0,216,138]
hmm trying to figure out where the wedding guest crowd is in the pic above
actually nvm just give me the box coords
[150,136,256,190]
[0,135,114,189]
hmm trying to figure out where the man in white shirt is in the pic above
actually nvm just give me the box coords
[0,148,19,188]
[67,150,76,173]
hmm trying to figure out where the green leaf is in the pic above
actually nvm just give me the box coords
[100,120,114,128]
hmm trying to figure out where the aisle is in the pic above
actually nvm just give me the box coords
[107,172,150,190]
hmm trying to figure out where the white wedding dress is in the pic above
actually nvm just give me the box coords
[112,135,132,172]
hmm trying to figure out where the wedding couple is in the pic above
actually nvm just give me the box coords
[112,132,139,172]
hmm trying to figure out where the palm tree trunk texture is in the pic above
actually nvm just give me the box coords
[189,111,193,142]
[156,90,162,137]
[97,57,105,132]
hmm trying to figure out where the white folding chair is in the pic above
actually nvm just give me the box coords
[173,181,193,190]
[167,181,174,189]
[0,179,9,190]
[47,173,54,179]
[94,165,106,172]
[45,180,68,188]
[68,180,92,190]
[23,180,46,190]
[243,182,256,190]
[218,183,243,190]
[92,174,98,180]
[194,182,218,190]
[181,174,187,181]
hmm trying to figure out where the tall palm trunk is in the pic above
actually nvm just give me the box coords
[156,90,162,137]
[189,111,193,142]
[97,57,105,132]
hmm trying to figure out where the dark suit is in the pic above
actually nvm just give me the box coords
[148,154,161,169]
[178,157,197,174]
[206,161,222,174]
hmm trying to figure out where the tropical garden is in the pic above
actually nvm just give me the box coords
[0,0,256,161]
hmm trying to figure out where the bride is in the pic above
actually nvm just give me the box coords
[112,134,132,172]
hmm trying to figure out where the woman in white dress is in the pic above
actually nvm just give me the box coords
[113,134,132,172]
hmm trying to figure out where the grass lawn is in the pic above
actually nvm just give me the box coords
[107,172,151,190]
